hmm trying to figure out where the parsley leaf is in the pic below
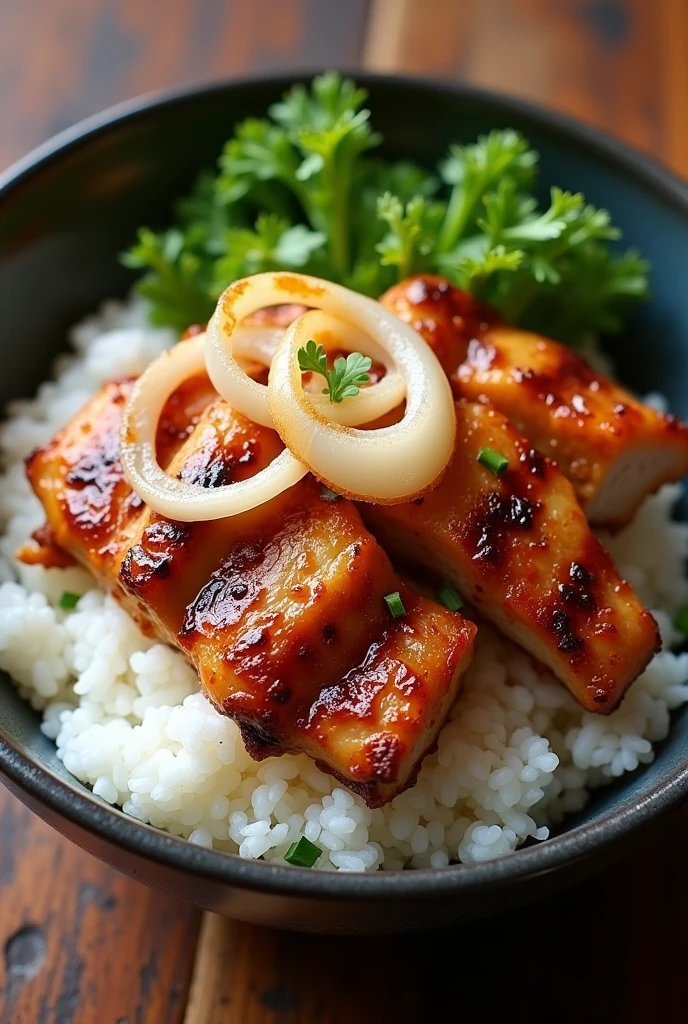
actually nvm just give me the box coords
[297,338,328,378]
[275,71,381,278]
[438,130,537,252]
[217,118,303,210]
[328,352,373,402]
[376,192,446,280]
[121,226,218,332]
[435,177,648,346]
[346,160,439,295]
[122,73,649,348]
[297,341,372,403]
[120,172,235,332]
[212,213,325,291]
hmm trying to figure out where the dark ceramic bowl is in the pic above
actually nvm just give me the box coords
[1,73,687,934]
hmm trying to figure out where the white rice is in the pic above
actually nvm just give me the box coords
[1,296,687,872]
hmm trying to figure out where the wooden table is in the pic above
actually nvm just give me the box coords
[1,1,686,1020]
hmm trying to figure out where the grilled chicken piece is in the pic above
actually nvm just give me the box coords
[381,275,688,528]
[24,374,475,805]
[362,400,659,714]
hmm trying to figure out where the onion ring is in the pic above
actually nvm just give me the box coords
[119,335,307,522]
[231,323,284,368]
[268,289,456,504]
[121,272,455,519]
[199,318,405,423]
[283,310,404,425]
[205,274,405,428]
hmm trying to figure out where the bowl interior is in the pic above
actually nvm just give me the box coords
[1,74,687,856]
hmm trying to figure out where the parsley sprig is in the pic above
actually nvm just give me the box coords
[122,72,649,348]
[297,340,371,403]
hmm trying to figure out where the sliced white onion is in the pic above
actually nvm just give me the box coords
[268,299,456,504]
[119,335,307,522]
[205,274,405,428]
[231,323,284,368]
[284,310,405,426]
[196,318,405,424]
[121,272,455,520]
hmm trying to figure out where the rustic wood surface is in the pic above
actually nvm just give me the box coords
[0,797,200,1024]
[0,0,687,1020]
[0,0,370,171]
[364,0,688,180]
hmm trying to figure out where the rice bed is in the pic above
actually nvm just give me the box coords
[1,296,687,872]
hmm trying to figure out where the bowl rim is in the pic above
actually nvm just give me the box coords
[1,69,687,901]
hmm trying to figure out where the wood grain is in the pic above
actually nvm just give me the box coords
[363,0,688,179]
[3,1,688,1022]
[0,0,370,171]
[659,0,688,177]
[0,789,200,1023]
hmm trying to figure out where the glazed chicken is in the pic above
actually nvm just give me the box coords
[23,374,476,807]
[206,301,661,713]
[381,275,688,529]
[22,276,677,799]
[363,401,659,714]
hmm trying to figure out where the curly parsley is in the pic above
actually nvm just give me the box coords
[297,340,371,403]
[122,72,648,348]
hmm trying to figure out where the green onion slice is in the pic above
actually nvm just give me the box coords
[58,592,80,610]
[284,836,322,868]
[674,604,688,635]
[384,591,406,618]
[478,447,509,476]
[438,583,465,612]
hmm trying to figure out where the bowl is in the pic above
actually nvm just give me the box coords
[1,72,687,934]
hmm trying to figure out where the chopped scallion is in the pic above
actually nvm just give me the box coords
[384,591,406,618]
[674,604,688,635]
[284,836,322,868]
[438,583,465,612]
[478,447,509,476]
[58,592,80,610]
